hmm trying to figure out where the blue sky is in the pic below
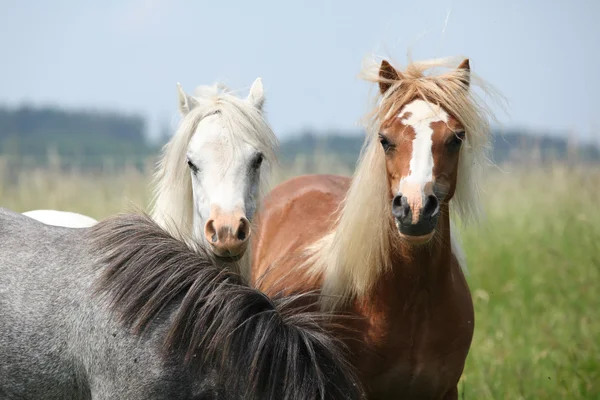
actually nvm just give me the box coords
[1,0,598,142]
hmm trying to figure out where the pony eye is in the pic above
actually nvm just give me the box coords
[447,131,465,150]
[252,153,264,169]
[379,134,394,153]
[186,159,199,173]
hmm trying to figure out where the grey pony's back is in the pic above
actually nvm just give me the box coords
[0,208,193,400]
[0,208,90,398]
[0,207,364,400]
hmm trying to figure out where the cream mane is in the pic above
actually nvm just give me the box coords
[306,55,504,310]
[150,83,278,268]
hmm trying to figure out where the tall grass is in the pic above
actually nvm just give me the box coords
[458,164,600,399]
[0,155,597,399]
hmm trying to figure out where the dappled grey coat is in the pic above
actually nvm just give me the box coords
[0,208,363,400]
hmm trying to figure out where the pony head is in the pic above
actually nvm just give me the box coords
[152,78,277,262]
[365,57,493,245]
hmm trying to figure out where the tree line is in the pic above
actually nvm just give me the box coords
[0,105,153,162]
[0,105,597,170]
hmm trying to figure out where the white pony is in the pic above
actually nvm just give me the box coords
[24,78,278,268]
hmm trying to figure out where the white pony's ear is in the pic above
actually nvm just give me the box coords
[247,77,265,111]
[177,83,199,116]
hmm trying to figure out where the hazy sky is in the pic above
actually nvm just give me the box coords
[1,0,598,141]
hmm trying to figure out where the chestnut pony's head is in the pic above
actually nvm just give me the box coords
[365,57,494,245]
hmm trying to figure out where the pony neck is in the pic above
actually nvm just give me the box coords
[390,203,453,285]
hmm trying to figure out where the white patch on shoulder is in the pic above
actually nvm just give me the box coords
[22,209,97,228]
[397,99,449,193]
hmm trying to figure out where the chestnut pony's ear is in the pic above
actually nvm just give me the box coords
[379,60,402,95]
[457,58,471,89]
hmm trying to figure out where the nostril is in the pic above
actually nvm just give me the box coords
[392,194,403,210]
[237,222,246,241]
[400,196,410,219]
[391,194,403,217]
[236,218,251,242]
[423,195,439,218]
[204,220,218,244]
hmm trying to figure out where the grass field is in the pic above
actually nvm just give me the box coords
[1,156,598,399]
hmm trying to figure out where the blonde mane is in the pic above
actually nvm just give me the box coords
[150,83,278,263]
[307,55,503,310]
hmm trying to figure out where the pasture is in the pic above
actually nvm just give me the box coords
[1,154,597,399]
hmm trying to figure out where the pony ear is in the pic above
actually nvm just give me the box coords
[457,58,471,89]
[177,83,199,116]
[379,60,402,95]
[247,77,265,111]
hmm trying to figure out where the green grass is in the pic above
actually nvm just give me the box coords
[1,156,598,399]
[458,165,600,399]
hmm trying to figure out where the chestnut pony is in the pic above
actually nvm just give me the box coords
[251,57,498,399]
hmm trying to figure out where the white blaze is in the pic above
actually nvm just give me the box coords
[397,99,449,194]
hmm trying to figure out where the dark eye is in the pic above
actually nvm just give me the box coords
[187,159,199,174]
[379,134,395,154]
[447,131,465,150]
[252,152,264,169]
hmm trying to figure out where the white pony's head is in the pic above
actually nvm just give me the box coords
[151,78,277,262]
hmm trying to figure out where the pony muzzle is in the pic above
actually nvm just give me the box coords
[203,209,251,261]
[391,184,440,244]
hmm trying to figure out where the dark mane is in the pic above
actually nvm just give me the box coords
[87,213,364,400]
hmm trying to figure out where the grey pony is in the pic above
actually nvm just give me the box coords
[0,207,364,400]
